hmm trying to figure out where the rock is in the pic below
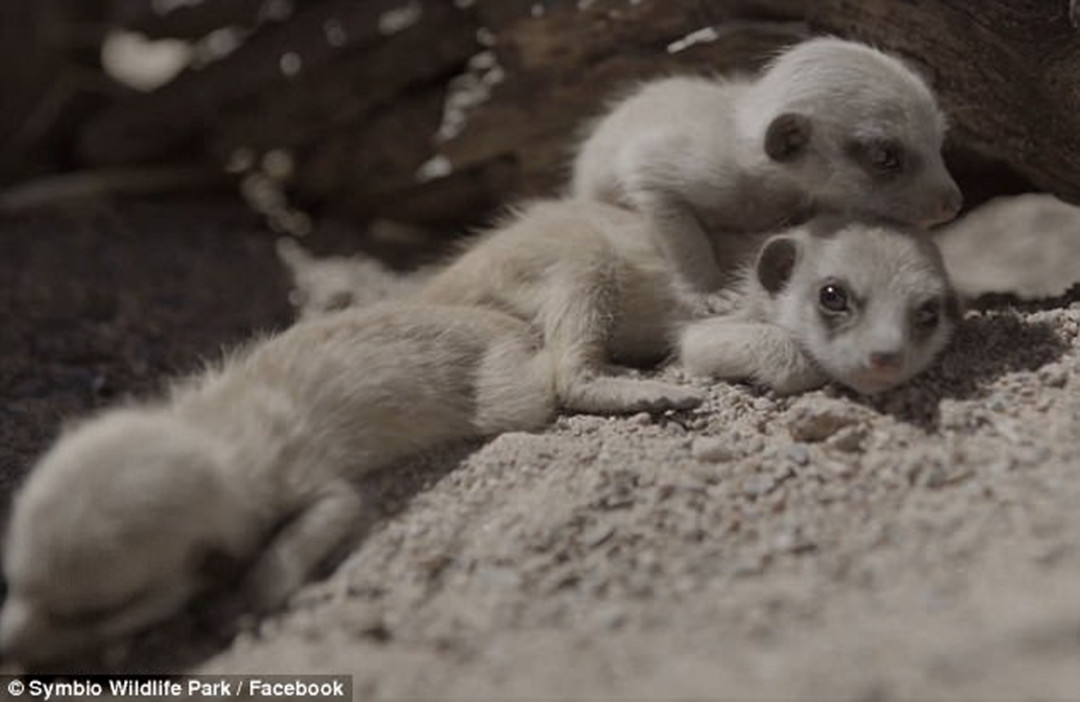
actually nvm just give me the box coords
[827,425,867,453]
[788,443,810,466]
[692,437,735,463]
[583,523,615,548]
[786,399,860,442]
[1038,364,1068,388]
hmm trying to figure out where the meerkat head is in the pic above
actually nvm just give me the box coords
[747,37,963,229]
[754,220,960,395]
[0,410,250,665]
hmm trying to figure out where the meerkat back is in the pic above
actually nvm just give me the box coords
[571,76,747,205]
[414,200,702,414]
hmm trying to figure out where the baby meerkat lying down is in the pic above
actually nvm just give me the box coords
[0,302,555,666]
[572,37,964,298]
[283,200,958,401]
[680,218,962,395]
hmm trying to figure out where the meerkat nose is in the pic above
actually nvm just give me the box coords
[930,185,964,225]
[941,185,964,217]
[868,351,902,372]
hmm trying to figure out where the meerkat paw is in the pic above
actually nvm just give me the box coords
[682,289,743,317]
[239,484,364,614]
[561,376,703,415]
[679,318,827,394]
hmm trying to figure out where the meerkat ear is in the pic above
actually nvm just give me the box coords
[764,113,812,162]
[756,236,800,295]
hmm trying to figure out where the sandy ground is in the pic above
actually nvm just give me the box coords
[3,195,1080,699]
[202,195,1080,700]
[197,304,1080,700]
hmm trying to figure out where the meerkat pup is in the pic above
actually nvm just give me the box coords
[679,218,961,395]
[0,302,555,666]
[572,37,964,299]
[410,199,703,416]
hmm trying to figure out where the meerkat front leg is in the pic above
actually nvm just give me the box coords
[543,266,702,414]
[633,190,724,296]
[240,481,364,613]
[679,318,827,395]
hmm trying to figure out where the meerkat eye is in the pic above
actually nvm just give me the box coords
[848,138,905,178]
[866,140,904,174]
[914,299,941,330]
[818,283,850,313]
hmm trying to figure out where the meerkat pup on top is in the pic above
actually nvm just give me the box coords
[679,218,961,394]
[572,37,963,300]
[0,302,555,666]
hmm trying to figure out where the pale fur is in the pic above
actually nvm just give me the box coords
[411,199,702,415]
[280,201,957,401]
[680,219,960,395]
[572,37,962,297]
[276,238,433,319]
[0,302,555,665]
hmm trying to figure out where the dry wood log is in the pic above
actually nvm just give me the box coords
[78,0,474,165]
[112,0,266,40]
[73,0,1080,231]
[311,0,1073,229]
[0,1,73,183]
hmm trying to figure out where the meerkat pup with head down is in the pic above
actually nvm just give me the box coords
[679,218,961,395]
[411,199,703,416]
[572,37,963,299]
[0,302,555,666]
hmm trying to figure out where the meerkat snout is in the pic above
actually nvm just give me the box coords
[868,350,902,373]
[927,183,965,226]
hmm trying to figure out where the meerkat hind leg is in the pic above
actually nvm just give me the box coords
[543,268,702,415]
[680,318,827,395]
[239,481,364,614]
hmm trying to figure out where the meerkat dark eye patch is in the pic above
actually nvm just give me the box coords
[944,292,963,324]
[847,138,906,179]
[913,298,941,331]
[756,236,800,295]
[764,113,812,162]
